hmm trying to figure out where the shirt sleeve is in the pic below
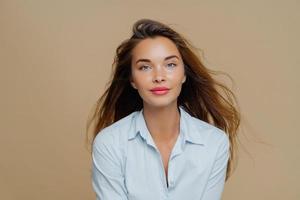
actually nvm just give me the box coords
[201,133,230,200]
[91,133,128,200]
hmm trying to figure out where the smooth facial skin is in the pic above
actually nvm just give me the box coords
[130,36,186,109]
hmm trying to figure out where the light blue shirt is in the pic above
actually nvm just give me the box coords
[91,106,230,200]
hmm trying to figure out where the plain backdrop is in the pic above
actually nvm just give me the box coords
[0,0,299,199]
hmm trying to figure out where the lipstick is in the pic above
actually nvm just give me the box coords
[150,87,170,95]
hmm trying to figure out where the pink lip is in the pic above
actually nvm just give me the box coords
[150,87,169,95]
[150,87,169,91]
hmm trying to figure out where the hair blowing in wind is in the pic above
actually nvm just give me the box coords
[86,18,241,182]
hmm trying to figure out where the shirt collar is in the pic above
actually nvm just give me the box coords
[128,106,205,145]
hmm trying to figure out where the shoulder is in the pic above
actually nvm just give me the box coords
[93,111,138,149]
[187,116,230,166]
[189,115,229,147]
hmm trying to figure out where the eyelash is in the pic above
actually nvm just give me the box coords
[167,63,177,68]
[139,63,177,70]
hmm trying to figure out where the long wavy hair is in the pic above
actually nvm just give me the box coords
[86,18,241,181]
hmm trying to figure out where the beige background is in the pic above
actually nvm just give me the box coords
[1,0,299,199]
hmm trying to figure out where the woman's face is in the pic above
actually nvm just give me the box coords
[130,36,186,109]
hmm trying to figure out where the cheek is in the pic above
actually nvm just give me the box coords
[168,71,185,85]
[132,74,149,89]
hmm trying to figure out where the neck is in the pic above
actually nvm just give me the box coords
[142,103,180,144]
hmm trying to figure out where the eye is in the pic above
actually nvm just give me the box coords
[167,63,177,68]
[139,65,151,70]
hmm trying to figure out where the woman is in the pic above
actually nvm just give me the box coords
[86,18,240,200]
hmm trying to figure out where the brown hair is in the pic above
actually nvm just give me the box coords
[86,18,241,181]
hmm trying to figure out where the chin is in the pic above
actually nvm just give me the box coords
[140,89,180,108]
[143,98,178,109]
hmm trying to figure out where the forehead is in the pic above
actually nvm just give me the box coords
[131,36,181,61]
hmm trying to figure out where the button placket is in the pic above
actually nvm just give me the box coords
[167,159,174,189]
[156,152,168,192]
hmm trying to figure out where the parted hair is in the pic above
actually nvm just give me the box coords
[86,18,241,181]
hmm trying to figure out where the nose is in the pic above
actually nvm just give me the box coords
[152,66,166,83]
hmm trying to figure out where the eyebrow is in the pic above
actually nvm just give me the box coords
[135,55,179,64]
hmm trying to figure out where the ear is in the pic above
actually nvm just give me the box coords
[182,74,186,83]
[182,64,187,83]
[130,77,137,89]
